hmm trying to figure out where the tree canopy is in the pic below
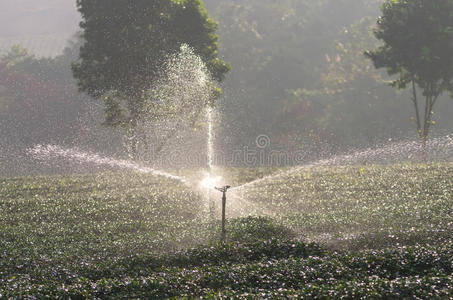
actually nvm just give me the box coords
[3,0,453,172]
[365,0,453,141]
[72,0,230,157]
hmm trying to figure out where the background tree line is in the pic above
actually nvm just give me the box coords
[1,0,452,174]
[206,0,453,156]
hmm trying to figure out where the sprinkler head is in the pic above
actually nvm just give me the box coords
[215,185,231,193]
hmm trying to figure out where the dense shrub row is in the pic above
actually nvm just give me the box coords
[1,164,452,298]
[202,275,453,299]
[1,240,453,298]
[0,239,324,286]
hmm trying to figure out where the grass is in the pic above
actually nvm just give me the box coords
[0,163,452,298]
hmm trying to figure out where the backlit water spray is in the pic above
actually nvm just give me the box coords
[28,144,188,184]
[26,44,227,217]
[200,107,223,217]
[230,134,453,203]
[207,107,214,169]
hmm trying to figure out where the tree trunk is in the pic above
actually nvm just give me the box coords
[411,80,422,138]
[421,93,430,162]
[411,80,428,161]
[419,83,440,162]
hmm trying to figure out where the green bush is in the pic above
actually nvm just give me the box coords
[2,242,453,299]
[1,164,453,298]
[227,216,296,243]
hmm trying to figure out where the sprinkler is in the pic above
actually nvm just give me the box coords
[215,185,231,242]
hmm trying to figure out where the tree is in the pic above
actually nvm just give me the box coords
[207,0,385,150]
[365,0,453,143]
[72,0,230,158]
[0,46,79,147]
[315,17,413,147]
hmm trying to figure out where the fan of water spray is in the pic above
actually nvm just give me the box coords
[25,45,209,177]
[28,144,188,184]
[312,135,453,166]
[231,134,453,193]
[154,47,225,192]
[25,44,225,216]
[152,45,225,202]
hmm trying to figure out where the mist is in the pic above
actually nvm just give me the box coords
[1,0,452,176]
[1,1,453,298]
[0,0,79,56]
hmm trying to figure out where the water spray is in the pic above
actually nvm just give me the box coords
[215,185,231,242]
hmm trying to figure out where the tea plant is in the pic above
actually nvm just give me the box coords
[1,163,452,298]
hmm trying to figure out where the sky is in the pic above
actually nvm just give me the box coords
[0,0,80,56]
[0,0,80,36]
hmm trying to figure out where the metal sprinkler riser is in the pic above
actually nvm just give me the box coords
[215,185,231,242]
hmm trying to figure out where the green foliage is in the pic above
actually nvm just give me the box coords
[72,0,230,136]
[367,0,453,90]
[240,163,453,249]
[1,164,453,297]
[0,44,95,149]
[2,241,453,298]
[148,239,325,271]
[212,0,393,149]
[366,0,453,140]
[4,0,453,161]
[227,216,295,243]
[1,45,30,66]
[323,17,383,87]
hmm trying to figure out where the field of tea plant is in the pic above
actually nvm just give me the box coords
[1,163,452,298]
[235,163,453,250]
